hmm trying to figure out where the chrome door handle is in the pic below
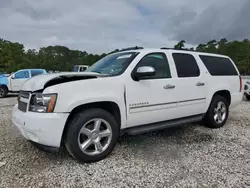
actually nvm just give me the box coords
[164,84,175,89]
[196,82,205,86]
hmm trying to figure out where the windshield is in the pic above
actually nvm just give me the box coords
[87,52,139,76]
[73,66,79,72]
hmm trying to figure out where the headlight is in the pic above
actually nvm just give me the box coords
[29,93,57,113]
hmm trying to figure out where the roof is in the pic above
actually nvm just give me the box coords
[117,47,229,58]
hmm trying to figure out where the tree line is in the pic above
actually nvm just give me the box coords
[0,38,250,75]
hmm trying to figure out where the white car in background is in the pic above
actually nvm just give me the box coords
[244,81,250,100]
[0,69,46,98]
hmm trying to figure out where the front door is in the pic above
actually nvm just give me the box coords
[125,52,179,127]
[11,70,30,91]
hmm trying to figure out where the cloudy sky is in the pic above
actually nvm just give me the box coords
[0,0,249,54]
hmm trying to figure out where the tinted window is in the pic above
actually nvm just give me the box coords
[172,53,200,77]
[15,71,29,79]
[135,53,171,79]
[31,70,45,77]
[199,55,238,76]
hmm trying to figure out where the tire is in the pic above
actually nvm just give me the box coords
[0,86,8,98]
[203,95,229,128]
[65,108,119,163]
[246,94,250,101]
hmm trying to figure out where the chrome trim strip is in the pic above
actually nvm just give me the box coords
[178,98,206,103]
[129,101,177,109]
[129,98,206,110]
[130,105,176,114]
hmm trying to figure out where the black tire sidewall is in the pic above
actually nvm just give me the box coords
[246,94,250,101]
[0,86,7,98]
[65,108,120,163]
[204,95,229,128]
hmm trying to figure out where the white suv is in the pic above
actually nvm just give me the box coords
[12,48,243,163]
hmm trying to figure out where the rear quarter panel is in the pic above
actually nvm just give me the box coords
[200,55,243,111]
[204,75,242,110]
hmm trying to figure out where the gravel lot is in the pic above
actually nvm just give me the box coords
[1,95,250,188]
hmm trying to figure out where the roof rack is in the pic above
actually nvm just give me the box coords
[160,47,193,51]
[120,46,144,51]
[160,47,174,50]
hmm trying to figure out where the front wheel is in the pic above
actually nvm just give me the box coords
[203,95,229,128]
[65,108,119,163]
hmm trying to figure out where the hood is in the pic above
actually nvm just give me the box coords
[21,72,106,92]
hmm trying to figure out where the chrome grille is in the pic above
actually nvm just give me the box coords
[18,91,31,112]
[18,101,27,112]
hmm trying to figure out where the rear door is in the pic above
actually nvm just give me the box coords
[169,52,207,117]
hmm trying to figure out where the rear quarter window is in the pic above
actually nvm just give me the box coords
[199,55,238,76]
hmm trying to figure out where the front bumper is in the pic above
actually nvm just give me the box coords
[12,104,69,149]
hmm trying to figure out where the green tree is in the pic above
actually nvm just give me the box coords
[174,40,186,49]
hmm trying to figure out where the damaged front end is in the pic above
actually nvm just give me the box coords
[17,72,107,113]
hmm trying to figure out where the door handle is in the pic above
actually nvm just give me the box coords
[196,82,205,86]
[164,84,175,89]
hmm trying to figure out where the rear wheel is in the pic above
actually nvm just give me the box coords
[0,86,8,98]
[65,108,119,163]
[203,95,229,128]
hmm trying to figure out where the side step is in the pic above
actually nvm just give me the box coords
[124,114,204,136]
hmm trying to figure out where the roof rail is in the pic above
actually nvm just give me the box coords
[160,47,193,51]
[120,46,144,51]
[160,47,174,50]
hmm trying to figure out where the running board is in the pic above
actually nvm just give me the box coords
[124,114,204,136]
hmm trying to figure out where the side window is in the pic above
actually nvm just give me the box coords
[31,70,44,77]
[80,67,87,72]
[14,71,30,79]
[172,53,200,77]
[135,53,171,79]
[199,55,238,76]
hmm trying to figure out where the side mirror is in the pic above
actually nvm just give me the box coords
[134,66,155,80]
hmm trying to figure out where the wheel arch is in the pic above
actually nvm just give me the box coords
[212,90,231,105]
[0,84,8,91]
[61,101,122,145]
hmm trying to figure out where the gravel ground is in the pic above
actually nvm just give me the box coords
[1,95,250,188]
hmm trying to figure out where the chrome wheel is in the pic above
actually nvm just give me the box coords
[213,101,227,124]
[0,88,4,97]
[78,118,112,156]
